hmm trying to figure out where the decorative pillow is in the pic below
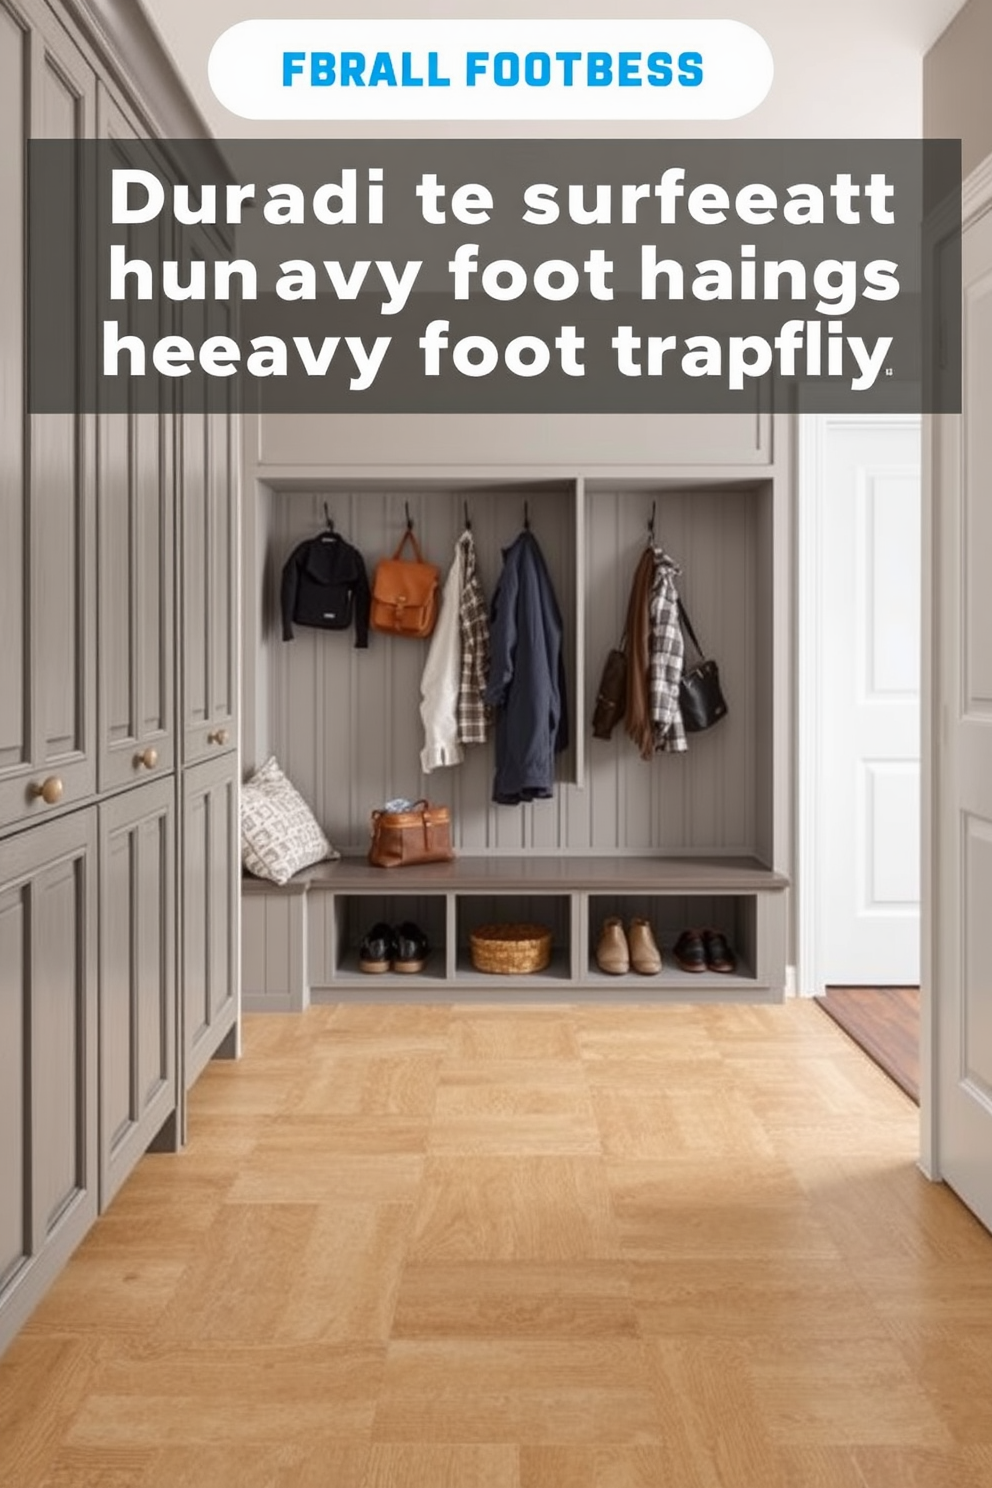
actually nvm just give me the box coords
[241,756,339,885]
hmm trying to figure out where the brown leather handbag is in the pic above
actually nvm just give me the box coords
[370,530,440,639]
[368,800,454,868]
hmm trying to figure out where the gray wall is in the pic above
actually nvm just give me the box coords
[925,0,992,175]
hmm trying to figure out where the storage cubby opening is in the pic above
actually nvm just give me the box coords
[456,893,572,982]
[333,893,448,980]
[587,893,758,984]
[582,480,775,864]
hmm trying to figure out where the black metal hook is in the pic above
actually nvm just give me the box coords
[405,500,414,532]
[647,500,656,541]
[323,501,335,535]
[463,500,472,532]
[523,500,530,530]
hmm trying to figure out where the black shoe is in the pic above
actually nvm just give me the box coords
[359,922,397,973]
[673,928,707,973]
[392,921,429,973]
[703,929,736,973]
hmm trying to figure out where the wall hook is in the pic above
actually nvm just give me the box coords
[647,500,656,542]
[523,500,530,530]
[463,500,472,532]
[323,501,335,534]
[405,500,414,531]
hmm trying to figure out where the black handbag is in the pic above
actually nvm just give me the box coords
[678,601,728,732]
[591,639,627,739]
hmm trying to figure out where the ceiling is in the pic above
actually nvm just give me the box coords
[138,0,969,140]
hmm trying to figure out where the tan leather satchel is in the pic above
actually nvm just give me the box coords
[368,800,454,868]
[370,530,440,639]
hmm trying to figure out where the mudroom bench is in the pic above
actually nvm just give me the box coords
[241,855,789,1010]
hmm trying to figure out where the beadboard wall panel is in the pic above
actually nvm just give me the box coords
[258,481,770,861]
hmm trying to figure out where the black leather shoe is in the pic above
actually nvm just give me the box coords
[359,922,397,973]
[703,929,736,973]
[673,928,707,973]
[392,921,429,973]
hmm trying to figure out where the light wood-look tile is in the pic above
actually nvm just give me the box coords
[409,1157,622,1262]
[372,1340,663,1445]
[392,1262,639,1339]
[65,1343,386,1447]
[741,1334,954,1448]
[362,1443,520,1488]
[449,1009,582,1061]
[275,1203,414,1343]
[606,1158,839,1261]
[518,1445,675,1488]
[430,1060,601,1155]
[292,1053,444,1117]
[3,1000,992,1486]
[628,1257,879,1339]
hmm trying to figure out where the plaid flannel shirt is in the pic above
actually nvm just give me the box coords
[648,549,687,753]
[457,530,490,745]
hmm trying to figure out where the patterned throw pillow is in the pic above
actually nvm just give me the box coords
[241,757,339,885]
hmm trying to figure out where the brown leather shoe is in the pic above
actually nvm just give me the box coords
[628,918,662,975]
[596,917,630,975]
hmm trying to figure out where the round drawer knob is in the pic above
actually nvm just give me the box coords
[136,747,159,770]
[207,728,230,746]
[30,776,64,806]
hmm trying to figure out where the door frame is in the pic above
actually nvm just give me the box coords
[796,411,922,1000]
[920,151,992,1184]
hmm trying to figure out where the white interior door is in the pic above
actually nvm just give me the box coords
[807,416,921,991]
[933,191,992,1232]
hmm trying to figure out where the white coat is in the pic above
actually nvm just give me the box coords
[419,543,464,772]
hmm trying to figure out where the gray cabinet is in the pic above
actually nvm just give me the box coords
[0,810,98,1354]
[98,779,176,1207]
[97,95,175,793]
[0,0,96,832]
[182,752,240,1089]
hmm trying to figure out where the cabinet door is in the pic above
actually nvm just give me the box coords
[97,96,175,792]
[0,2,96,831]
[99,778,176,1207]
[182,752,239,1088]
[0,809,98,1355]
[180,280,238,765]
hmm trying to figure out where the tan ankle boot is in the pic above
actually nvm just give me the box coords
[596,917,630,975]
[628,918,662,975]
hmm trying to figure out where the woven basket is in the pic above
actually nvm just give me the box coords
[469,922,553,975]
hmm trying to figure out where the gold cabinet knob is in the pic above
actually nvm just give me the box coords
[207,728,230,746]
[30,776,63,806]
[135,747,159,770]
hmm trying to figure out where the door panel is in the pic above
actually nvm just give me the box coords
[181,251,238,766]
[99,778,176,1207]
[0,5,96,830]
[0,810,98,1355]
[936,201,992,1231]
[97,94,175,792]
[816,417,922,987]
[182,752,239,1088]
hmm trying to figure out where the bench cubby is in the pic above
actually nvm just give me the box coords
[242,856,788,1008]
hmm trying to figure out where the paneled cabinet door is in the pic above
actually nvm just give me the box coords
[182,752,239,1089]
[96,92,176,793]
[99,779,176,1208]
[0,809,98,1356]
[180,299,238,765]
[0,2,96,832]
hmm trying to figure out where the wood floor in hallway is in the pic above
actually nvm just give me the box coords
[3,1000,992,1488]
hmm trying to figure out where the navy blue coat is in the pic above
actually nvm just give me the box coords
[484,530,569,805]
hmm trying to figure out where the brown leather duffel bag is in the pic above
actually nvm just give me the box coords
[368,800,454,868]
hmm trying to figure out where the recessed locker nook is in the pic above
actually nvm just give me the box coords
[242,460,790,1007]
